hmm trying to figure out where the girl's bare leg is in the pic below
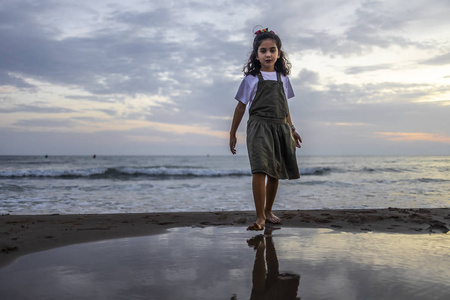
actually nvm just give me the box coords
[249,173,266,230]
[265,176,281,224]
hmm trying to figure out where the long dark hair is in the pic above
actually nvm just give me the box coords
[243,30,291,76]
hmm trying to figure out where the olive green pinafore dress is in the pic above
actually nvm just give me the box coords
[246,72,300,179]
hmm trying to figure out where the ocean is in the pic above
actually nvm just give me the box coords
[0,155,449,215]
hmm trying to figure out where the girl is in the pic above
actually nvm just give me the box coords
[229,28,302,231]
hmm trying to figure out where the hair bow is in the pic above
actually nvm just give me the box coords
[254,28,275,35]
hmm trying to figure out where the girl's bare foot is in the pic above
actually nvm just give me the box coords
[265,212,281,224]
[247,222,265,231]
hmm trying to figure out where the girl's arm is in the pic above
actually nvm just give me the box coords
[287,113,302,148]
[229,101,246,154]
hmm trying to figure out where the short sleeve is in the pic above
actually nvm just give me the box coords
[284,76,295,99]
[234,76,258,105]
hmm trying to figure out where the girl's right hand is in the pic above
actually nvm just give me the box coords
[229,135,237,154]
[229,102,246,155]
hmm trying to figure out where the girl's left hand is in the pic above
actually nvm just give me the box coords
[293,131,302,148]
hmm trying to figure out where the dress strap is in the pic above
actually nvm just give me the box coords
[276,72,281,83]
[257,73,264,81]
[257,72,281,82]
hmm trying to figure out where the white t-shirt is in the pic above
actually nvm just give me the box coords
[235,71,295,109]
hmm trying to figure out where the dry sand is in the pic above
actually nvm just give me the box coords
[1,208,449,267]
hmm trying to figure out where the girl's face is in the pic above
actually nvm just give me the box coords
[256,39,280,72]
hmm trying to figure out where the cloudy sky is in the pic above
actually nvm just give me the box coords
[1,0,449,156]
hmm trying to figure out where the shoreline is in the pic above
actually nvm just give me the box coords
[1,208,449,267]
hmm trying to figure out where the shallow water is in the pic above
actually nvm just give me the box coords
[0,227,449,300]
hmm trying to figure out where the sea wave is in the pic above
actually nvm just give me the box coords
[417,178,450,183]
[0,167,248,179]
[362,167,409,173]
[0,166,333,179]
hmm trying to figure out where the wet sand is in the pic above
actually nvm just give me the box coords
[1,208,449,267]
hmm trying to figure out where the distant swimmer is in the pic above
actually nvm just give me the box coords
[93,154,96,159]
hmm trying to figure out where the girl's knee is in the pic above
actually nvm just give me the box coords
[267,175,278,182]
[253,172,266,179]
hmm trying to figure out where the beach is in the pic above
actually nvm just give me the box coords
[2,208,450,299]
[1,208,449,268]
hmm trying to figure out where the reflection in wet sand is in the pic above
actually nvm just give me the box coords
[0,227,449,300]
[247,228,300,300]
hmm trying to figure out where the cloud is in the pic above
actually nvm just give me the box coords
[64,95,122,103]
[0,104,77,114]
[344,1,415,48]
[295,69,320,86]
[300,80,450,106]
[0,72,36,89]
[277,0,434,57]
[13,118,78,128]
[1,1,239,97]
[326,122,367,126]
[345,64,393,74]
[421,52,450,65]
[375,132,450,143]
